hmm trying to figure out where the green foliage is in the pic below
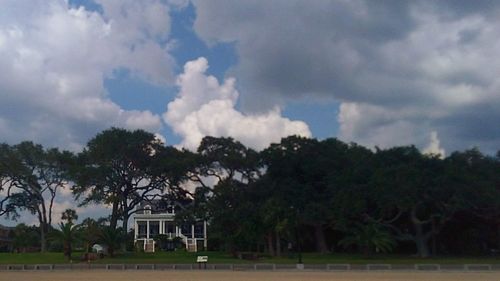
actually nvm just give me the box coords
[3,128,500,259]
[177,136,263,253]
[152,234,185,251]
[338,222,397,255]
[98,226,124,257]
[48,222,81,260]
[12,224,40,252]
[61,209,78,224]
[0,142,74,252]
[79,218,104,253]
[70,127,184,242]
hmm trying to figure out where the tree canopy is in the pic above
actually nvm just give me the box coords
[1,129,500,258]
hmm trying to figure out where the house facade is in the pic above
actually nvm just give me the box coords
[0,224,13,252]
[133,200,207,252]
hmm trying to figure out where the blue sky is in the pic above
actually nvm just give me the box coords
[3,0,500,225]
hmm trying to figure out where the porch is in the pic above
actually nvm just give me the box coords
[134,219,207,252]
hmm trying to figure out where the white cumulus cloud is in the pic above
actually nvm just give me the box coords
[0,0,176,150]
[163,57,311,150]
[423,131,446,158]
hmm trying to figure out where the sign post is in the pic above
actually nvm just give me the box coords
[197,256,208,269]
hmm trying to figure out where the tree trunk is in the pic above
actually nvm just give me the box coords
[122,213,128,233]
[40,224,47,253]
[121,213,130,252]
[362,244,372,256]
[431,219,437,256]
[267,233,275,256]
[110,200,119,230]
[496,223,500,251]
[410,205,431,258]
[313,224,329,254]
[275,231,281,257]
[64,242,72,261]
[414,223,430,258]
[38,202,48,253]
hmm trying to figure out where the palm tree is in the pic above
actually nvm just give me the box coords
[338,222,397,256]
[61,209,78,224]
[80,218,101,255]
[98,226,123,257]
[49,222,81,261]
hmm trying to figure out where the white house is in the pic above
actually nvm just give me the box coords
[133,200,207,252]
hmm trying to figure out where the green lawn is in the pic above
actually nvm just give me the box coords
[0,251,499,264]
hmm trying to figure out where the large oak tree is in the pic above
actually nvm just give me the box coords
[0,142,72,252]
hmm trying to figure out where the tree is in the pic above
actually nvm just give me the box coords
[262,136,342,254]
[98,226,123,257]
[49,222,80,261]
[80,217,106,254]
[191,136,261,189]
[0,145,17,217]
[338,221,397,256]
[182,136,262,254]
[12,223,40,252]
[442,149,500,252]
[0,142,73,252]
[61,209,78,224]
[71,128,166,236]
[370,146,464,257]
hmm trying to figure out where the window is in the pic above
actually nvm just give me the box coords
[144,205,151,215]
[150,221,160,236]
[181,224,191,236]
[138,222,147,238]
[165,223,174,234]
[194,223,204,238]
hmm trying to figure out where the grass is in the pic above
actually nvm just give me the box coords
[0,251,499,264]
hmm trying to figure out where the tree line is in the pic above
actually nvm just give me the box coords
[1,128,499,258]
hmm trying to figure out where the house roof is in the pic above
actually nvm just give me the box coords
[0,224,13,231]
[0,224,13,241]
[138,198,192,214]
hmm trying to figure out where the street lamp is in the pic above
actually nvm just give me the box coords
[291,205,303,268]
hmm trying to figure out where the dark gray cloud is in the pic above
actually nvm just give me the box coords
[192,0,500,154]
[193,0,418,104]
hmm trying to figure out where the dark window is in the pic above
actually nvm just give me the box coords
[181,224,191,236]
[150,221,160,236]
[194,223,204,238]
[165,223,175,234]
[138,222,147,238]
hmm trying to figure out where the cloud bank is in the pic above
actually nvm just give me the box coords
[193,0,500,153]
[163,57,311,150]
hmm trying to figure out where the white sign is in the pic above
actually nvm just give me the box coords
[197,256,208,263]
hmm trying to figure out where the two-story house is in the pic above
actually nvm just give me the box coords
[133,200,207,253]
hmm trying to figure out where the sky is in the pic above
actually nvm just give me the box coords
[2,0,500,225]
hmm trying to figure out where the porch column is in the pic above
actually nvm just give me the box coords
[134,220,138,241]
[160,220,164,235]
[203,220,207,249]
[191,224,195,239]
[146,220,150,240]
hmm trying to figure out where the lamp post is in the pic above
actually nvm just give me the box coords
[291,205,303,268]
[295,226,302,264]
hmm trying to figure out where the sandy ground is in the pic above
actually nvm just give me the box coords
[0,271,499,281]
